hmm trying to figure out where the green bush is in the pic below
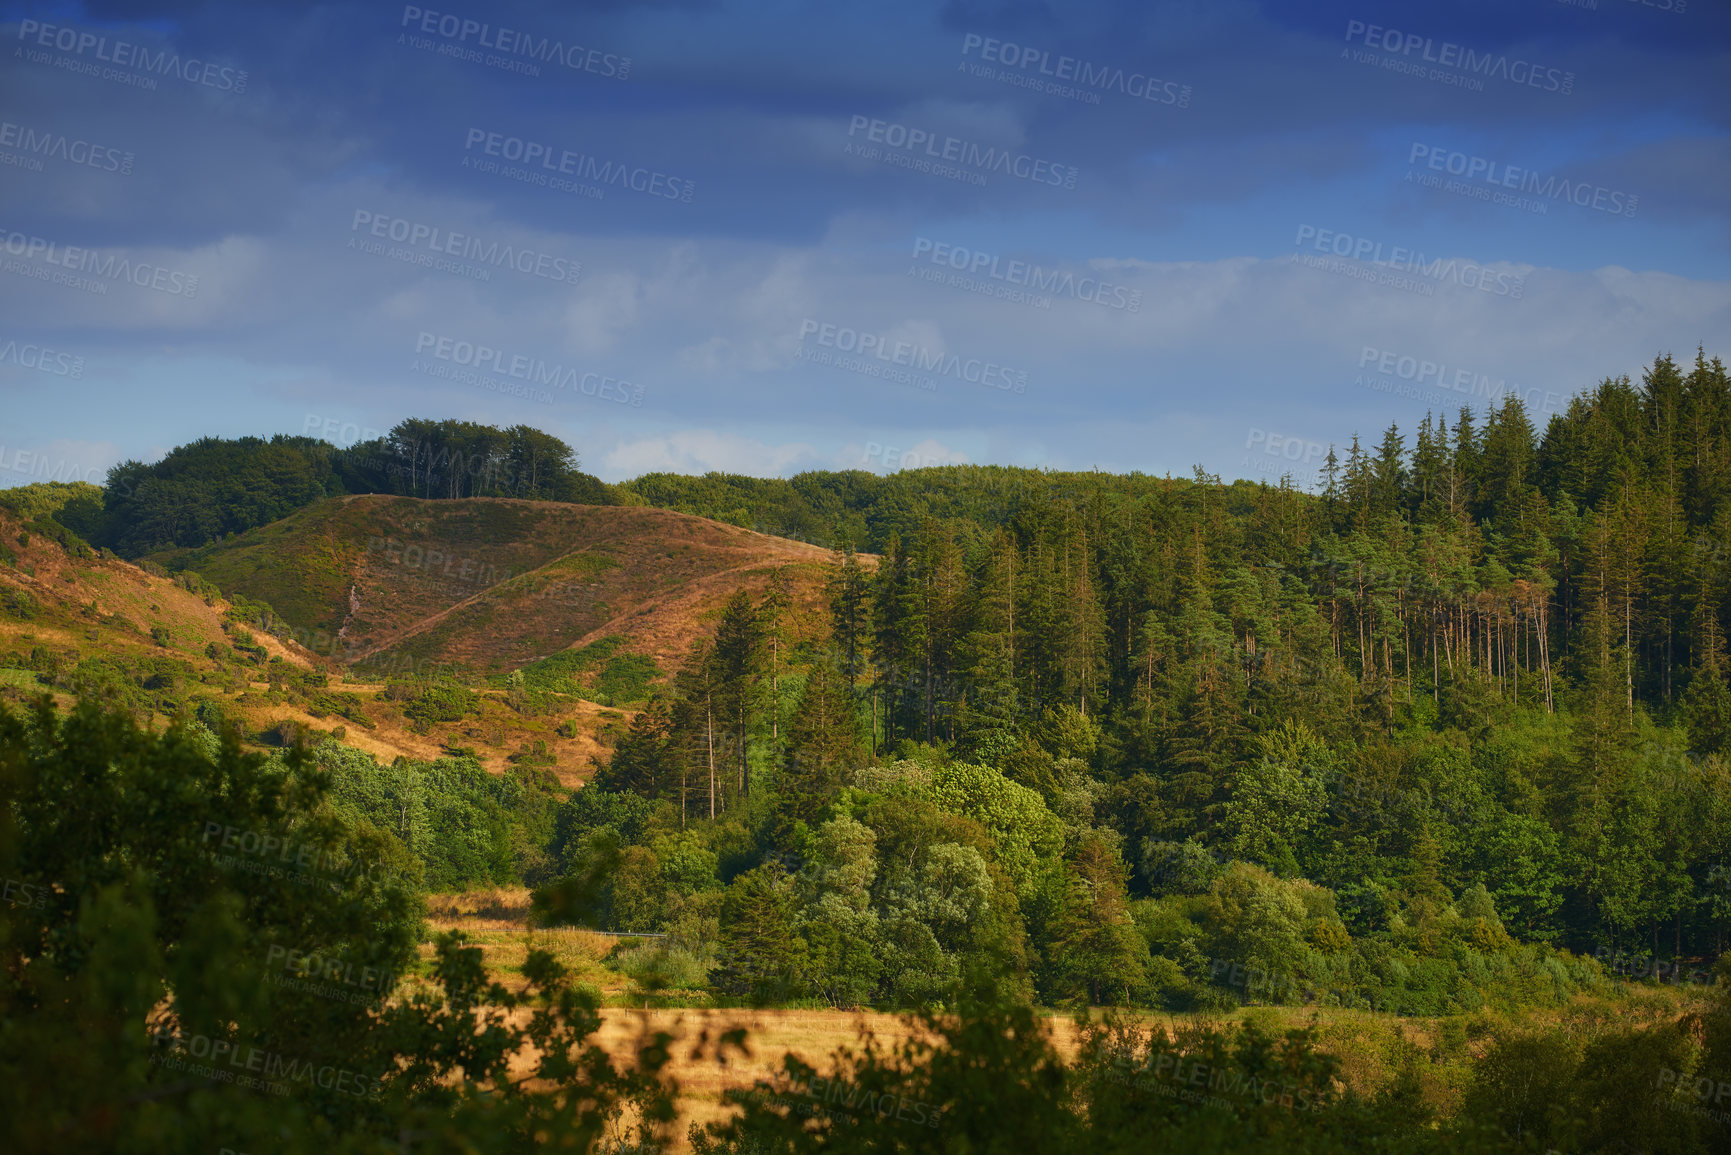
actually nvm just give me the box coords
[607,941,711,991]
[401,681,480,724]
[1,587,36,620]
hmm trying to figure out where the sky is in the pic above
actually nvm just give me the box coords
[1,0,1727,488]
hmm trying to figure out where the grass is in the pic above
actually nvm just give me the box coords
[410,885,1721,1152]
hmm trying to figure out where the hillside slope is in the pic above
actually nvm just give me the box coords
[1,497,857,782]
[0,507,309,677]
[152,495,848,677]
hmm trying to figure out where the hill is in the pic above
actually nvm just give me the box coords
[149,495,845,677]
[0,495,858,782]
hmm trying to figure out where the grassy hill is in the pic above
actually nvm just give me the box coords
[149,494,846,677]
[0,494,856,782]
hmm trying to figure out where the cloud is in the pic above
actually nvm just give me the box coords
[0,437,123,488]
[601,430,820,477]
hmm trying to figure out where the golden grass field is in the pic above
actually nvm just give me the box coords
[418,888,1715,1149]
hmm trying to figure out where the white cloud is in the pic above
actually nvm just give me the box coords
[602,430,819,477]
[837,436,972,472]
[0,437,122,487]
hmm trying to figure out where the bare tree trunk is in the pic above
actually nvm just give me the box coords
[1404,615,1412,702]
[1540,593,1553,712]
[1626,592,1635,712]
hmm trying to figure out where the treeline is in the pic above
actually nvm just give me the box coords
[89,418,611,555]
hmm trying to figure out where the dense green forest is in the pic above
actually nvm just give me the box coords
[558,351,1731,1000]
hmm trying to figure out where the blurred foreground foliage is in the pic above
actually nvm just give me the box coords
[0,697,675,1154]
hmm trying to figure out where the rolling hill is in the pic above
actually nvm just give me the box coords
[0,496,859,782]
[150,495,846,676]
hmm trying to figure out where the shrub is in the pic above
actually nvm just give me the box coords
[403,682,480,724]
[607,941,710,991]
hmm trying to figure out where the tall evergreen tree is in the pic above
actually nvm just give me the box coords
[826,541,871,685]
[711,589,765,799]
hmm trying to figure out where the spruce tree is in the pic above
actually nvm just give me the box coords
[711,589,764,799]
[826,541,871,685]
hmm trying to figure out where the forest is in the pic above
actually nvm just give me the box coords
[548,350,1731,1006]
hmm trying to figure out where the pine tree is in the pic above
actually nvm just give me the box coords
[761,568,793,743]
[1342,435,1372,528]
[1320,444,1342,529]
[785,659,865,798]
[959,528,1021,737]
[711,589,764,799]
[827,541,871,685]
[1476,396,1537,526]
[1410,414,1447,520]
[870,532,922,748]
[1056,523,1108,716]
[673,637,719,821]
[1372,422,1406,519]
[917,521,968,741]
[1682,569,1731,756]
[1451,407,1479,520]
[593,695,677,799]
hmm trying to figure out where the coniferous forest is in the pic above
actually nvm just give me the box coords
[566,351,1731,1006]
[5,353,1731,1153]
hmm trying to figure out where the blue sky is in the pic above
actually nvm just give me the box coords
[1,0,1727,486]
